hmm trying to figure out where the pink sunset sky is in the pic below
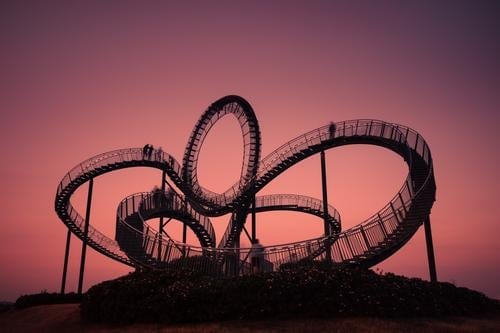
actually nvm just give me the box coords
[1,1,499,302]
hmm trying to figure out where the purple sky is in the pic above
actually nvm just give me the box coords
[0,1,499,301]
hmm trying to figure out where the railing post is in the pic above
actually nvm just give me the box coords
[77,178,93,295]
[344,234,355,258]
[360,227,370,251]
[398,193,408,214]
[151,234,157,257]
[424,217,438,282]
[125,197,129,216]
[335,240,344,261]
[60,229,71,294]
[377,213,388,237]
[407,178,414,197]
[320,150,332,262]
[390,202,399,223]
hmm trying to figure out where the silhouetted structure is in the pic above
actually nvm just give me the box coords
[55,95,437,294]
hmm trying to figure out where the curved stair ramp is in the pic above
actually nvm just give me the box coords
[115,189,217,268]
[55,95,435,275]
[55,147,215,267]
[217,119,435,270]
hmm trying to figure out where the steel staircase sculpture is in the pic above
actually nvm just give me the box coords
[55,95,435,275]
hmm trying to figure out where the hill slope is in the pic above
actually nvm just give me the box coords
[82,265,500,324]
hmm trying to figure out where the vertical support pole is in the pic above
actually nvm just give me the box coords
[251,195,256,243]
[78,178,93,295]
[60,229,71,294]
[423,217,437,282]
[234,227,240,276]
[182,224,187,243]
[182,223,187,257]
[158,170,166,262]
[320,150,332,262]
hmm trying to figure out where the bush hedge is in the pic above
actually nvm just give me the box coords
[81,263,500,324]
[15,292,82,309]
[0,302,13,314]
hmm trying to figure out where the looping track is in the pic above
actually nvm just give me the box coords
[181,95,261,215]
[55,95,435,272]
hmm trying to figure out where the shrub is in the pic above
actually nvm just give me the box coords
[15,292,81,309]
[0,302,13,314]
[81,265,500,324]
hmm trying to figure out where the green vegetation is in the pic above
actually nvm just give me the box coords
[81,263,499,324]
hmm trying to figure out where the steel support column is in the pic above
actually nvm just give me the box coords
[234,230,241,276]
[182,223,187,257]
[424,217,437,282]
[320,150,332,262]
[60,229,71,294]
[78,178,93,294]
[251,195,256,243]
[158,170,166,261]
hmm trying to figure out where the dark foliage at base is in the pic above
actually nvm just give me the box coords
[0,302,14,314]
[164,255,223,276]
[15,292,82,309]
[81,263,500,324]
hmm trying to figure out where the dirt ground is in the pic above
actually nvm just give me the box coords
[1,304,500,333]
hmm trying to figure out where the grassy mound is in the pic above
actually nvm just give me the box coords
[81,263,499,324]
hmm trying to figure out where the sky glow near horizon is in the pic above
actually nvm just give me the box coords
[0,1,499,301]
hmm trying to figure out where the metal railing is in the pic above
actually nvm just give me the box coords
[55,148,185,266]
[218,120,414,249]
[55,118,435,274]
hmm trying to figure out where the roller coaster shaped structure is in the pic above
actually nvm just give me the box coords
[55,95,437,288]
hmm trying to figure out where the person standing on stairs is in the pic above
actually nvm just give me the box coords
[329,122,336,139]
[147,144,154,160]
[156,146,163,161]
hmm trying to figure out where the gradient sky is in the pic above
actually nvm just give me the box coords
[1,1,499,302]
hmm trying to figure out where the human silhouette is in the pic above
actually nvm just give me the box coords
[162,188,173,208]
[157,146,163,161]
[329,122,336,139]
[147,144,154,159]
[250,239,265,273]
[152,186,161,208]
